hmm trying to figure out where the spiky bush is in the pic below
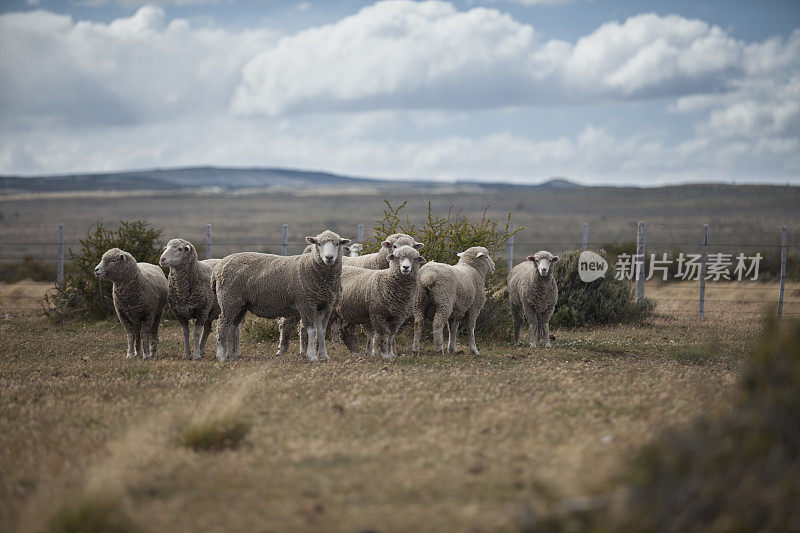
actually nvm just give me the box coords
[550,249,653,328]
[46,221,164,321]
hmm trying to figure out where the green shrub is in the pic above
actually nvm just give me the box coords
[46,221,164,321]
[181,411,251,452]
[366,200,519,265]
[551,249,652,328]
[47,492,137,533]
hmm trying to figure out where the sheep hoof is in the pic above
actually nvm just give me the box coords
[529,342,538,349]
[275,347,286,357]
[544,342,552,348]
[192,354,202,360]
[470,348,480,356]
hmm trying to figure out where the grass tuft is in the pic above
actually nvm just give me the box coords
[47,492,136,533]
[180,410,251,452]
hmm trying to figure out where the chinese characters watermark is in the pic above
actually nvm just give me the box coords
[613,252,762,281]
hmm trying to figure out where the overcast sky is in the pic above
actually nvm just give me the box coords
[0,0,798,185]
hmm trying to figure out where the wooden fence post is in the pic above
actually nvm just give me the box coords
[582,222,589,251]
[357,224,364,243]
[57,223,64,288]
[282,224,288,256]
[205,224,212,260]
[699,224,708,320]
[635,221,646,303]
[508,222,515,271]
[778,226,787,318]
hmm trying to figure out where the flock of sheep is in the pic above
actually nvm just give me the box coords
[93,230,559,361]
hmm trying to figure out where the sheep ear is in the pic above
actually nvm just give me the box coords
[552,256,559,262]
[526,255,536,262]
[413,242,424,250]
[476,252,486,258]
[340,238,352,246]
[387,253,395,261]
[381,241,392,249]
[306,236,317,245]
[457,252,464,258]
[119,254,126,261]
[418,256,426,264]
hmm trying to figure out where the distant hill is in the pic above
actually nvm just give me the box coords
[0,166,582,193]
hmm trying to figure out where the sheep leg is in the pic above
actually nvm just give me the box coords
[276,316,297,357]
[216,316,229,361]
[300,326,308,357]
[432,312,448,355]
[541,313,552,348]
[150,310,162,359]
[118,313,136,359]
[447,318,460,353]
[140,321,152,359]
[301,312,318,361]
[466,312,480,356]
[328,316,340,348]
[232,310,245,359]
[528,314,539,348]
[177,317,191,359]
[412,313,424,355]
[373,322,393,360]
[316,312,329,361]
[134,322,143,359]
[192,318,204,359]
[198,320,213,359]
[341,323,360,356]
[365,327,375,357]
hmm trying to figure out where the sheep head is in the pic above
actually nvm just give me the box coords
[306,230,351,266]
[94,248,136,281]
[387,245,426,276]
[457,246,495,275]
[160,238,197,268]
[526,250,559,277]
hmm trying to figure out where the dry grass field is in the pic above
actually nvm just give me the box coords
[0,185,797,531]
[0,286,773,532]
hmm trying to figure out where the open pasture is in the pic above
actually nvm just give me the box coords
[0,297,764,532]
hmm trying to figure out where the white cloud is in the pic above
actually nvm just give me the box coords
[232,3,795,116]
[0,2,797,183]
[0,6,276,128]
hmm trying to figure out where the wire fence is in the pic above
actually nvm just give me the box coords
[0,221,797,320]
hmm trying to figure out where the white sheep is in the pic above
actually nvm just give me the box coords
[508,250,559,348]
[348,243,363,257]
[338,245,425,359]
[159,238,221,360]
[342,233,423,269]
[94,248,168,359]
[287,233,423,354]
[412,246,495,356]
[212,230,350,362]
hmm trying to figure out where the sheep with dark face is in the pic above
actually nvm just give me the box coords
[159,238,220,360]
[212,230,350,362]
[508,250,559,348]
[412,247,495,356]
[338,245,425,359]
[94,248,168,359]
